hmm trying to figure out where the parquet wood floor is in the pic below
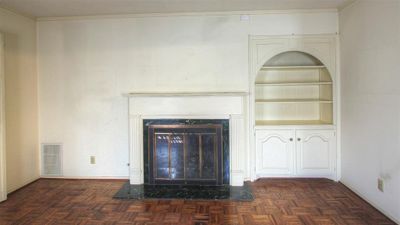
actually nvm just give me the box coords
[0,178,396,225]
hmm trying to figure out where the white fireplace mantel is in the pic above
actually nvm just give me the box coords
[126,91,248,186]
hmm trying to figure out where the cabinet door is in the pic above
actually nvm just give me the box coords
[295,130,336,178]
[256,129,295,176]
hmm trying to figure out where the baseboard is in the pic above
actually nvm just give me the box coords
[7,177,41,194]
[0,191,5,202]
[340,181,400,224]
[40,176,129,181]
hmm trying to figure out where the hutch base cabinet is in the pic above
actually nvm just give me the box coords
[255,128,336,179]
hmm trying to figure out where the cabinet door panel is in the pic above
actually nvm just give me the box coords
[296,130,336,177]
[256,130,295,176]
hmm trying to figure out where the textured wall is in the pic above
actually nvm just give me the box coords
[0,8,39,193]
[340,0,400,222]
[37,11,338,178]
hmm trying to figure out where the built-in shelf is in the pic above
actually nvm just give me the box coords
[255,51,333,125]
[255,99,333,103]
[253,46,337,180]
[255,81,332,86]
[255,120,332,126]
[260,65,326,70]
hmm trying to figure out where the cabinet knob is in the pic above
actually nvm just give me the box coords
[297,138,301,141]
[289,138,293,141]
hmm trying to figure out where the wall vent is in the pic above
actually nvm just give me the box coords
[41,143,62,176]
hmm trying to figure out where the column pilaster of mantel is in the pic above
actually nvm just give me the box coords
[230,114,245,186]
[129,114,143,184]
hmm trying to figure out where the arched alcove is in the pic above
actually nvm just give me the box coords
[265,51,323,67]
[254,51,333,125]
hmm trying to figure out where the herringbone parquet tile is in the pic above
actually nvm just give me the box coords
[0,179,396,225]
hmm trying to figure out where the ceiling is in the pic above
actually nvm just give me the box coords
[0,0,353,18]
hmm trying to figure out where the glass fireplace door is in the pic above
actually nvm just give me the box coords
[149,125,223,185]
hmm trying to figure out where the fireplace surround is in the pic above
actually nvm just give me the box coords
[126,92,247,186]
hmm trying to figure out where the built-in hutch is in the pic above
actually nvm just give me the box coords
[250,36,338,180]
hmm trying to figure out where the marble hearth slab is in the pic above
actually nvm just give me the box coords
[113,182,253,201]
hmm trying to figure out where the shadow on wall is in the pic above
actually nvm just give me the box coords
[2,30,39,193]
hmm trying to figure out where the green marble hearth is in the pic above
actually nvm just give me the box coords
[113,182,253,201]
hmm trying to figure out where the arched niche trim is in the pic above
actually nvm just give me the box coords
[253,47,335,82]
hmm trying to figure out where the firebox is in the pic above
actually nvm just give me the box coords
[143,119,229,185]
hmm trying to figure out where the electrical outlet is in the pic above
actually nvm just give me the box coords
[240,15,250,21]
[378,178,384,192]
[90,156,96,164]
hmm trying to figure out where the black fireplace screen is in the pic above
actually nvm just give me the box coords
[148,124,223,185]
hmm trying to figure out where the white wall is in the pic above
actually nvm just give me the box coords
[340,1,400,222]
[37,11,338,178]
[0,8,39,193]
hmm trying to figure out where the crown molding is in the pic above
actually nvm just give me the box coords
[37,8,338,22]
[0,5,36,20]
[338,0,359,12]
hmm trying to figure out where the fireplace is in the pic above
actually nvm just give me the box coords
[127,92,246,186]
[144,119,229,185]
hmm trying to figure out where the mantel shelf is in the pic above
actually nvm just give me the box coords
[124,91,248,97]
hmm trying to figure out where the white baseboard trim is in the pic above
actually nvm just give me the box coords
[340,180,399,224]
[40,176,129,180]
[0,191,6,202]
[129,168,143,185]
[231,170,245,186]
[7,176,40,194]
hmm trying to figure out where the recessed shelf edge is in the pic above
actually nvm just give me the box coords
[255,99,333,103]
[255,81,332,86]
[260,65,326,70]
